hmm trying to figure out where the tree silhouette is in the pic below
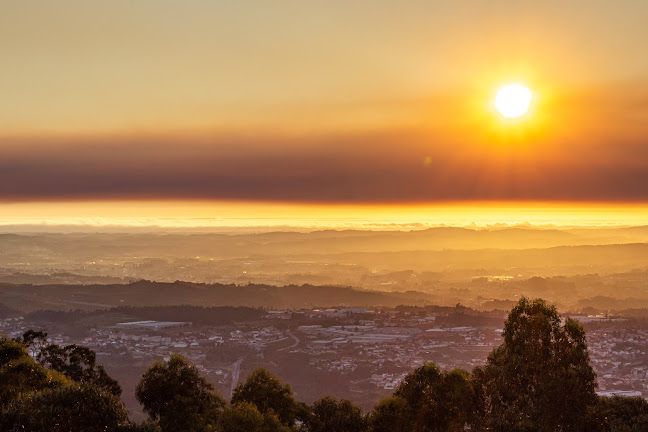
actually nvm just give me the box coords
[595,395,648,431]
[388,363,474,432]
[14,330,121,396]
[38,343,122,396]
[136,354,225,432]
[368,395,411,432]
[305,396,366,432]
[231,368,299,427]
[216,401,290,432]
[0,383,128,432]
[2,300,645,432]
[473,297,598,431]
[0,337,68,408]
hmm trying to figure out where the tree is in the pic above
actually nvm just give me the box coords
[1,336,128,431]
[367,395,412,432]
[216,402,291,432]
[14,329,48,355]
[0,383,128,432]
[14,330,121,397]
[38,343,122,396]
[473,297,598,432]
[596,395,648,432]
[231,368,299,427]
[118,422,163,432]
[367,363,473,432]
[393,363,474,432]
[0,337,68,407]
[136,354,225,432]
[304,396,367,432]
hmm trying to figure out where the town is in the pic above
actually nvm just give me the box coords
[2,305,646,418]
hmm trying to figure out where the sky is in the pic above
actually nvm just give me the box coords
[1,1,648,226]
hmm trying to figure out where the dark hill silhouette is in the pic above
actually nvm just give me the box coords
[0,281,434,312]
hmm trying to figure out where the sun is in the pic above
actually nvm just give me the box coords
[494,84,533,119]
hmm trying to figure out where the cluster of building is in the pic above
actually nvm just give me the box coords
[588,328,648,397]
[1,309,647,405]
[298,320,497,391]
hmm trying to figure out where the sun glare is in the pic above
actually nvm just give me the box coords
[494,84,533,119]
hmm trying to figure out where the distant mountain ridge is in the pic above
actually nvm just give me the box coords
[0,281,435,313]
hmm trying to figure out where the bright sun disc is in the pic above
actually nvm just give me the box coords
[494,84,532,118]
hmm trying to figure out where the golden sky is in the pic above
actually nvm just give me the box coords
[2,200,648,230]
[1,1,648,224]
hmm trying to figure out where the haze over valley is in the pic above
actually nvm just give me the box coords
[2,225,648,312]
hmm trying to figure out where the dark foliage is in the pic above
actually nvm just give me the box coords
[232,368,299,427]
[3,299,648,432]
[15,330,122,397]
[0,337,67,407]
[0,383,128,432]
[473,297,598,431]
[136,354,225,432]
[304,396,367,432]
[216,402,290,432]
[367,363,474,432]
[597,395,648,431]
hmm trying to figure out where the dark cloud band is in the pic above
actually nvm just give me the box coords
[1,131,647,203]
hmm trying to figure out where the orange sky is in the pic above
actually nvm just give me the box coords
[1,1,647,225]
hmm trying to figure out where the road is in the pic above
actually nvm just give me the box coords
[229,358,244,398]
[277,330,300,351]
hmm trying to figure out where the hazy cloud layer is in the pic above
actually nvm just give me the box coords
[2,127,648,203]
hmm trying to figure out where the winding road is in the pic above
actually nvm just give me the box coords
[278,330,300,351]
